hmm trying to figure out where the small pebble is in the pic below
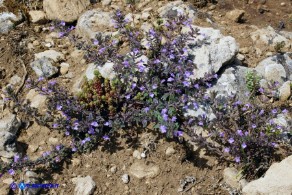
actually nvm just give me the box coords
[121,174,130,184]
[133,150,141,159]
[140,152,146,158]
[165,146,176,156]
[110,165,117,173]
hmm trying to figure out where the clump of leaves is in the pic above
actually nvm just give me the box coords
[245,70,261,96]
[77,70,120,116]
[274,41,285,53]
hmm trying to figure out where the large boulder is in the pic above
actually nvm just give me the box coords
[43,0,90,22]
[255,53,292,84]
[72,176,96,195]
[34,50,65,63]
[0,112,21,135]
[129,162,160,179]
[0,131,16,158]
[30,57,58,78]
[242,155,292,195]
[251,26,292,52]
[207,66,251,102]
[0,12,23,34]
[182,25,238,79]
[157,1,198,22]
[75,9,115,41]
[0,111,21,158]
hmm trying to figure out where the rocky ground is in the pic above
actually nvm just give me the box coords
[0,0,292,194]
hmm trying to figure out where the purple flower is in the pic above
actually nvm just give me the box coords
[42,151,51,157]
[152,84,158,90]
[160,125,167,133]
[260,132,265,137]
[198,121,203,126]
[56,145,61,151]
[272,109,278,114]
[48,80,57,85]
[65,131,70,136]
[137,64,146,72]
[224,147,230,153]
[99,47,106,54]
[271,142,277,147]
[38,77,44,82]
[259,109,265,115]
[56,105,62,111]
[153,59,160,64]
[149,28,156,36]
[91,121,98,127]
[258,87,264,93]
[251,124,257,129]
[53,123,59,128]
[235,157,240,163]
[244,131,249,136]
[139,86,145,91]
[55,156,61,162]
[133,48,139,55]
[269,119,274,125]
[8,169,15,175]
[219,132,224,137]
[131,83,136,89]
[162,114,168,121]
[237,130,243,136]
[169,54,175,59]
[150,93,154,98]
[282,109,288,114]
[122,60,130,68]
[194,84,199,89]
[228,137,234,144]
[203,95,209,100]
[125,94,131,99]
[241,143,247,149]
[213,74,218,79]
[183,81,190,87]
[161,109,168,114]
[174,130,183,137]
[69,26,75,31]
[104,122,110,126]
[171,116,177,122]
[167,77,174,82]
[233,100,242,106]
[184,71,191,78]
[103,135,110,140]
[193,102,199,109]
[60,21,66,26]
[93,40,99,45]
[58,32,65,38]
[14,154,20,163]
[88,127,95,134]
[73,122,79,130]
[144,107,150,113]
[72,147,77,152]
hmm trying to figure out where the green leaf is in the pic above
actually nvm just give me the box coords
[153,123,160,129]
[161,93,169,101]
